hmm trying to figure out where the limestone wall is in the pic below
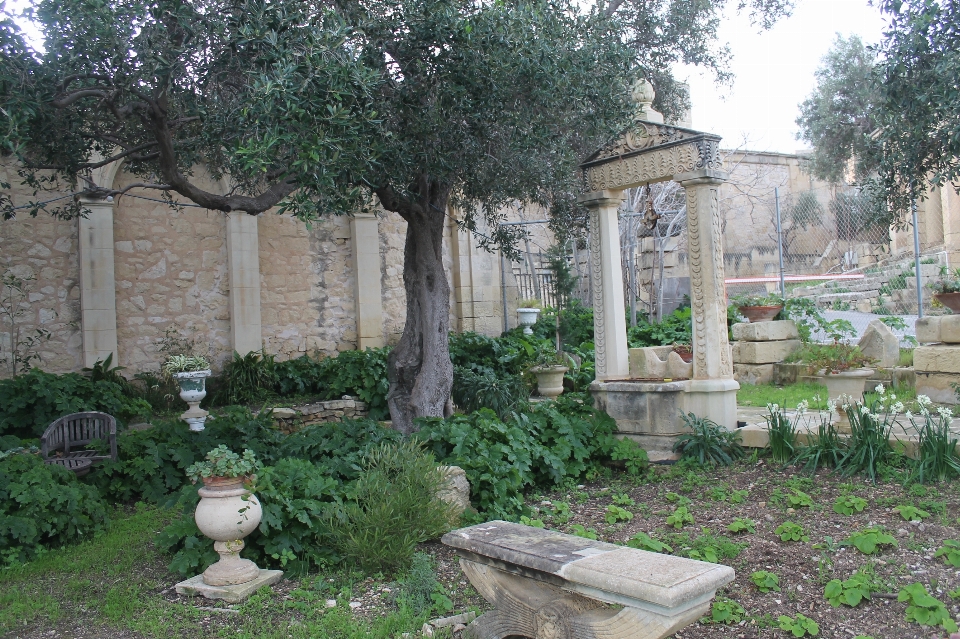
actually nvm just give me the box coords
[0,165,83,375]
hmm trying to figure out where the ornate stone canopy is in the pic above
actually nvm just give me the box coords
[582,122,723,191]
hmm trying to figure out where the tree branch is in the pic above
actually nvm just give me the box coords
[52,89,112,108]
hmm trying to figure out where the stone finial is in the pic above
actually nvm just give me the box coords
[631,79,664,124]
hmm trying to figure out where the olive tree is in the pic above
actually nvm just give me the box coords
[2,0,791,433]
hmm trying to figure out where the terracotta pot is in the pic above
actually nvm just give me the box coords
[738,305,783,322]
[531,365,568,398]
[517,308,541,335]
[672,346,693,363]
[935,292,960,313]
[194,477,263,586]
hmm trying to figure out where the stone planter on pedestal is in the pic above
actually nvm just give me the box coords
[531,365,568,398]
[516,308,540,335]
[823,369,874,403]
[914,316,960,404]
[731,320,801,385]
[173,370,211,431]
[175,477,282,603]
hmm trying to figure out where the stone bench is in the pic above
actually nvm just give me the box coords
[442,521,734,639]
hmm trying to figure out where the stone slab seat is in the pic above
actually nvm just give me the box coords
[442,521,734,639]
[40,411,117,476]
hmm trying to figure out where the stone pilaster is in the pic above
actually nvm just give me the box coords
[578,190,628,380]
[226,212,262,356]
[350,213,384,348]
[676,169,739,428]
[78,198,119,367]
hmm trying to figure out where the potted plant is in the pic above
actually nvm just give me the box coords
[186,445,264,586]
[516,299,542,335]
[929,266,960,312]
[530,345,569,398]
[730,293,784,323]
[164,354,211,431]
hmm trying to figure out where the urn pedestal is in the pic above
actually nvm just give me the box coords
[517,308,541,335]
[173,369,211,431]
[174,476,283,603]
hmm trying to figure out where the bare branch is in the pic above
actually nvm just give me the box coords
[51,89,112,108]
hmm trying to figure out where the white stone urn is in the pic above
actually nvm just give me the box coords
[517,307,541,335]
[195,476,263,586]
[822,368,874,403]
[173,369,211,431]
[532,365,568,398]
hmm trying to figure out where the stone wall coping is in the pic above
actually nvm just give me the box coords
[442,521,734,611]
[590,380,688,392]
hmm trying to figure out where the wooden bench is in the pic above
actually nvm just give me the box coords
[41,412,117,476]
[442,520,734,639]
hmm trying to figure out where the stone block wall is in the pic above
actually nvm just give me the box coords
[913,316,960,404]
[0,158,503,378]
[0,165,83,375]
[731,320,801,385]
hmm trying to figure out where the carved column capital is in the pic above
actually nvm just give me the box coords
[675,168,729,186]
[577,190,626,209]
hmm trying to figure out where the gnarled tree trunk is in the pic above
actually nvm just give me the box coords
[376,179,454,435]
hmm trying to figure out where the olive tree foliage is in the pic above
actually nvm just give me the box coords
[795,35,880,185]
[1,0,793,434]
[869,0,960,224]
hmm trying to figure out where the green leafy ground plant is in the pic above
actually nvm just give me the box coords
[705,597,746,624]
[666,506,694,529]
[727,517,756,534]
[841,527,897,555]
[833,495,868,515]
[824,572,876,607]
[934,540,960,567]
[778,613,820,637]
[604,505,633,524]
[626,532,673,554]
[750,571,780,593]
[893,505,929,521]
[898,582,958,632]
[775,521,809,542]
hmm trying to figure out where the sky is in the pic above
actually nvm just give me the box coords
[679,0,888,154]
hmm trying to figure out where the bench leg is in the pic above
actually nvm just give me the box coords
[460,559,710,639]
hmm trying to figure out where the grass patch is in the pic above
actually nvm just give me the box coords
[899,348,914,367]
[736,383,828,409]
[0,504,444,638]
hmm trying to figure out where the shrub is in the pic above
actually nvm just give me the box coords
[0,368,151,438]
[272,348,391,419]
[451,367,528,419]
[0,453,110,565]
[158,456,343,576]
[416,396,617,517]
[794,416,844,473]
[673,412,744,466]
[627,307,692,348]
[323,441,457,573]
[212,350,279,405]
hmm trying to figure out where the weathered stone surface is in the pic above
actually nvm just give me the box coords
[628,346,692,379]
[733,363,775,385]
[443,521,734,639]
[175,569,283,603]
[773,362,805,385]
[732,340,801,364]
[439,466,471,516]
[731,320,799,342]
[915,371,960,404]
[269,407,296,419]
[915,317,941,344]
[590,380,687,451]
[914,345,960,374]
[858,319,900,368]
[939,316,960,344]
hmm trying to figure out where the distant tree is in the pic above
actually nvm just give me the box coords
[870,0,960,224]
[2,0,793,433]
[795,35,880,184]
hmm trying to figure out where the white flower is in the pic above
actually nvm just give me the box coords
[860,405,871,415]
[889,394,897,401]
[937,406,953,419]
[918,394,933,407]
[891,402,905,414]
[796,400,809,416]
[875,384,885,395]
[905,410,913,420]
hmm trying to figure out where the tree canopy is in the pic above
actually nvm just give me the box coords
[871,0,960,220]
[795,35,880,185]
